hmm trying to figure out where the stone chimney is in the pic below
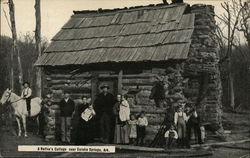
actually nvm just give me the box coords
[185,4,223,131]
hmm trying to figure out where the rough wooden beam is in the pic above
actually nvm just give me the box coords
[191,138,250,148]
[91,73,98,102]
[117,70,123,94]
[214,145,250,151]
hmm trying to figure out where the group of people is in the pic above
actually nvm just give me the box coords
[164,102,204,149]
[113,94,148,145]
[21,82,204,148]
[57,84,148,146]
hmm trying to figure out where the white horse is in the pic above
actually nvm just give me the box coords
[0,88,42,137]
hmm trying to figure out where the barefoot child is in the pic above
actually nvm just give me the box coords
[128,114,137,145]
[164,124,178,149]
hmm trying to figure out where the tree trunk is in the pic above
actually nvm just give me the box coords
[35,0,42,97]
[8,0,23,92]
[10,46,14,90]
[228,58,235,109]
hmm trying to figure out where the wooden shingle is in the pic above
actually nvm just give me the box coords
[36,3,194,66]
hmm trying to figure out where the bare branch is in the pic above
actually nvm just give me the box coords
[2,8,11,31]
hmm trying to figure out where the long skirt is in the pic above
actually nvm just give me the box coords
[114,122,129,144]
[75,119,94,145]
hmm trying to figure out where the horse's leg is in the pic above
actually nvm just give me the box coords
[22,115,28,137]
[15,117,21,137]
[36,114,40,135]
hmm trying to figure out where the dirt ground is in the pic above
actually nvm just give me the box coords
[0,110,249,158]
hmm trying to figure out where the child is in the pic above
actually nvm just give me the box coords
[174,105,188,148]
[136,111,148,146]
[81,104,96,122]
[164,124,178,149]
[128,114,137,145]
[21,82,32,116]
[119,95,130,122]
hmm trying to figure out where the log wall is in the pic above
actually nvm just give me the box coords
[43,68,167,142]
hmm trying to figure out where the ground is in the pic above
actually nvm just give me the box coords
[0,110,249,158]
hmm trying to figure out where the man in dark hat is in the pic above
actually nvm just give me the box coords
[94,83,115,143]
[185,104,202,147]
[21,82,32,116]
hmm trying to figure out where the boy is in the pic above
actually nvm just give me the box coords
[165,124,178,149]
[59,91,75,144]
[136,111,148,146]
[21,82,32,116]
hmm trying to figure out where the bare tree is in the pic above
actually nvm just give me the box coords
[216,0,247,109]
[34,0,42,97]
[2,7,14,90]
[8,0,23,91]
[237,0,250,50]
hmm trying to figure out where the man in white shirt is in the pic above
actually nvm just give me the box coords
[21,82,32,116]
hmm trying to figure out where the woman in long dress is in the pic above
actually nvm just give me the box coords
[113,94,130,144]
[75,95,95,145]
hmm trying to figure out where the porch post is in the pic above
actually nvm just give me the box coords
[117,70,123,94]
[91,72,98,102]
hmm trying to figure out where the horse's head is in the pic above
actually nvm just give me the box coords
[0,88,12,105]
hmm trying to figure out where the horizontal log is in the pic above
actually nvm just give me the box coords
[47,73,91,79]
[191,138,250,148]
[147,117,165,125]
[130,106,166,114]
[51,85,91,92]
[122,78,155,84]
[214,145,250,151]
[136,98,155,105]
[114,145,212,157]
[48,79,91,85]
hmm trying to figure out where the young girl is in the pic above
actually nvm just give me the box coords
[174,105,188,148]
[137,111,148,146]
[164,124,178,149]
[128,114,137,145]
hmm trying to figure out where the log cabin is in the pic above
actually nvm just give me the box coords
[35,3,223,143]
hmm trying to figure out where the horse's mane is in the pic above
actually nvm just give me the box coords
[10,92,21,100]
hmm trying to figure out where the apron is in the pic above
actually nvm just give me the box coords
[177,112,186,139]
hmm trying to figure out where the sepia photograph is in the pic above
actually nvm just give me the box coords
[0,0,249,157]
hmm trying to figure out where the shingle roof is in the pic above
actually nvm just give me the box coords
[35,3,194,66]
